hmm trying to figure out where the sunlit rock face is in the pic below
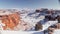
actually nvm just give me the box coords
[0,9,21,30]
[0,9,33,31]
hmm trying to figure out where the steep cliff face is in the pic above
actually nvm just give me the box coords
[2,12,20,30]
[0,9,21,30]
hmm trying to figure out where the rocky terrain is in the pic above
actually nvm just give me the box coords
[0,9,60,34]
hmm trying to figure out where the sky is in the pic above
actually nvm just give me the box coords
[0,0,60,9]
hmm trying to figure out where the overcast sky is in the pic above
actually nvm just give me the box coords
[0,0,60,9]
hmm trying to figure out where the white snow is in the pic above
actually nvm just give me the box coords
[20,10,58,31]
[0,20,5,30]
[20,10,45,26]
[53,29,60,34]
[0,31,44,34]
[42,21,58,31]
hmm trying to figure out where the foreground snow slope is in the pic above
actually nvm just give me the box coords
[1,31,44,34]
[52,29,60,34]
